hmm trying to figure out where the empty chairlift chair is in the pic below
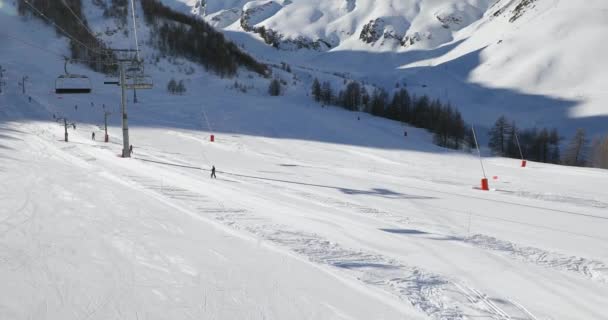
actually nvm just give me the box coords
[55,59,92,94]
[125,59,153,90]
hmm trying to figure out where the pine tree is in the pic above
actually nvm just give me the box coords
[488,116,512,156]
[411,95,430,128]
[343,81,361,111]
[537,128,550,163]
[311,78,321,102]
[448,106,465,149]
[369,88,388,117]
[361,86,370,111]
[321,81,332,104]
[386,90,402,120]
[548,128,561,163]
[563,128,588,166]
[268,78,281,96]
[176,80,186,94]
[395,88,411,124]
[167,78,177,94]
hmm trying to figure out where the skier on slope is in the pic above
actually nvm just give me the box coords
[211,165,216,179]
[92,132,95,140]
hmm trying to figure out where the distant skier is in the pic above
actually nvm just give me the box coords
[211,165,216,179]
[28,96,32,103]
[357,116,360,121]
[129,145,133,156]
[74,104,78,110]
[92,132,95,140]
[404,130,408,137]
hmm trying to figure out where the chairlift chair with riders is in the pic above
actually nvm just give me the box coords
[55,58,92,94]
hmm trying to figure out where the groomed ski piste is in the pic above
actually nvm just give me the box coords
[2,1,608,320]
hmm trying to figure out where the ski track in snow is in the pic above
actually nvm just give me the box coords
[466,234,608,284]
[114,172,531,319]
[496,189,608,209]
[230,171,608,285]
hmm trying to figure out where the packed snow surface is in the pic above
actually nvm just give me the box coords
[2,1,608,319]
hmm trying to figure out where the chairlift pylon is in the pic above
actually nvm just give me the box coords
[55,58,92,94]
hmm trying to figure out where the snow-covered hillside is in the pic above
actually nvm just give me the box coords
[164,0,608,137]
[2,0,608,319]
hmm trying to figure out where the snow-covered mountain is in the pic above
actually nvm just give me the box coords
[2,1,608,320]
[197,0,494,50]
[163,0,608,136]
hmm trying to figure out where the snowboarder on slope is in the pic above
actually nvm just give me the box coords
[211,165,216,179]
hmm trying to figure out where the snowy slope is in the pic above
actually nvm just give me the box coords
[2,1,608,319]
[162,0,608,137]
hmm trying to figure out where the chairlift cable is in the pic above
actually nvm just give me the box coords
[59,0,99,41]
[129,0,142,61]
[0,31,104,65]
[0,31,65,58]
[22,0,103,55]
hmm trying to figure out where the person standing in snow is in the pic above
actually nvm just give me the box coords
[92,132,95,140]
[129,145,133,156]
[211,165,216,179]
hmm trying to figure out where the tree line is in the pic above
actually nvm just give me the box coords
[167,78,186,94]
[311,79,467,149]
[139,0,268,78]
[488,116,561,163]
[18,0,117,74]
[488,115,608,168]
